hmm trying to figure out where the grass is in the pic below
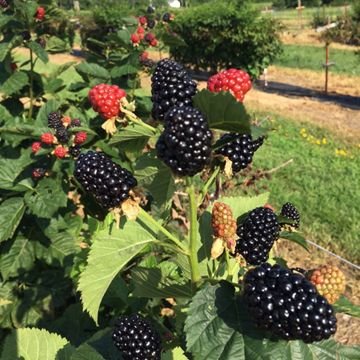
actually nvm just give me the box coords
[274,44,360,76]
[230,113,360,262]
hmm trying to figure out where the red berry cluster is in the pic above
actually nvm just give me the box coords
[207,68,252,102]
[131,25,158,47]
[35,7,45,21]
[88,84,126,120]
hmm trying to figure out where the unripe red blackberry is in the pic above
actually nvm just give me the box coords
[280,202,300,229]
[131,33,140,44]
[235,207,279,265]
[243,263,337,343]
[32,168,46,180]
[151,59,197,121]
[32,142,42,154]
[70,118,81,127]
[156,106,212,177]
[41,132,55,145]
[112,313,161,360]
[74,131,87,145]
[211,202,237,245]
[216,134,264,173]
[35,7,45,21]
[74,151,137,209]
[309,265,346,304]
[48,112,63,130]
[208,68,252,102]
[54,145,68,159]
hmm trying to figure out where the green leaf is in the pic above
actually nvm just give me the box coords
[46,36,69,53]
[163,346,189,360]
[28,41,49,63]
[78,221,155,324]
[109,123,154,145]
[75,63,110,80]
[135,151,175,210]
[193,90,251,133]
[35,99,60,127]
[0,71,28,96]
[333,295,360,318]
[280,231,309,252]
[132,267,194,299]
[70,344,105,360]
[44,78,64,94]
[110,64,139,78]
[0,328,69,360]
[0,236,35,280]
[0,197,25,243]
[24,178,68,218]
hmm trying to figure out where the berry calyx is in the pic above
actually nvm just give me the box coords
[41,132,55,145]
[74,151,137,209]
[131,33,140,44]
[74,131,87,145]
[35,7,45,21]
[208,68,252,102]
[235,207,279,265]
[32,168,46,180]
[215,134,264,173]
[309,265,346,304]
[211,202,237,253]
[280,202,301,229]
[88,84,126,120]
[156,106,212,177]
[112,313,162,360]
[243,263,337,342]
[54,145,68,159]
[151,59,197,121]
[32,142,42,154]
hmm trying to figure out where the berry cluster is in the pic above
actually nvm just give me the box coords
[215,134,264,173]
[74,151,137,209]
[88,84,126,120]
[235,207,279,265]
[280,202,300,229]
[151,59,197,121]
[208,68,252,102]
[156,106,212,177]
[35,6,45,21]
[243,263,337,343]
[309,265,346,304]
[112,313,162,360]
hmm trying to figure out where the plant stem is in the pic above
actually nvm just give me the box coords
[28,47,35,120]
[138,207,188,253]
[187,180,201,283]
[224,250,233,280]
[199,166,220,205]
[123,109,157,134]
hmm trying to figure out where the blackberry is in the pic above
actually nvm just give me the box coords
[55,126,70,144]
[235,207,279,265]
[37,37,46,48]
[163,13,171,22]
[0,0,8,8]
[147,5,155,14]
[74,151,137,209]
[70,118,81,127]
[243,263,337,343]
[48,112,62,130]
[215,134,264,173]
[151,59,197,121]
[112,313,161,360]
[21,31,31,41]
[156,106,212,177]
[147,19,156,29]
[280,202,300,228]
[69,145,81,158]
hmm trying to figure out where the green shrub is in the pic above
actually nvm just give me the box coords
[163,0,283,78]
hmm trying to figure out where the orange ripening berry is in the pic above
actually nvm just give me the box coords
[309,265,346,304]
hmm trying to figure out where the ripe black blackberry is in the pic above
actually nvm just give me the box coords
[215,134,264,173]
[55,126,70,144]
[243,263,337,343]
[48,112,62,130]
[235,207,279,265]
[69,145,81,158]
[21,31,31,41]
[280,202,300,229]
[147,19,156,29]
[112,313,161,360]
[151,59,197,121]
[37,38,46,48]
[0,0,8,8]
[70,118,81,127]
[163,13,171,22]
[147,5,155,14]
[156,106,212,177]
[74,151,137,209]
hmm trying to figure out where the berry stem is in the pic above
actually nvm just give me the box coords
[28,47,35,120]
[138,207,187,253]
[187,180,201,284]
[199,166,220,205]
[122,108,157,134]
